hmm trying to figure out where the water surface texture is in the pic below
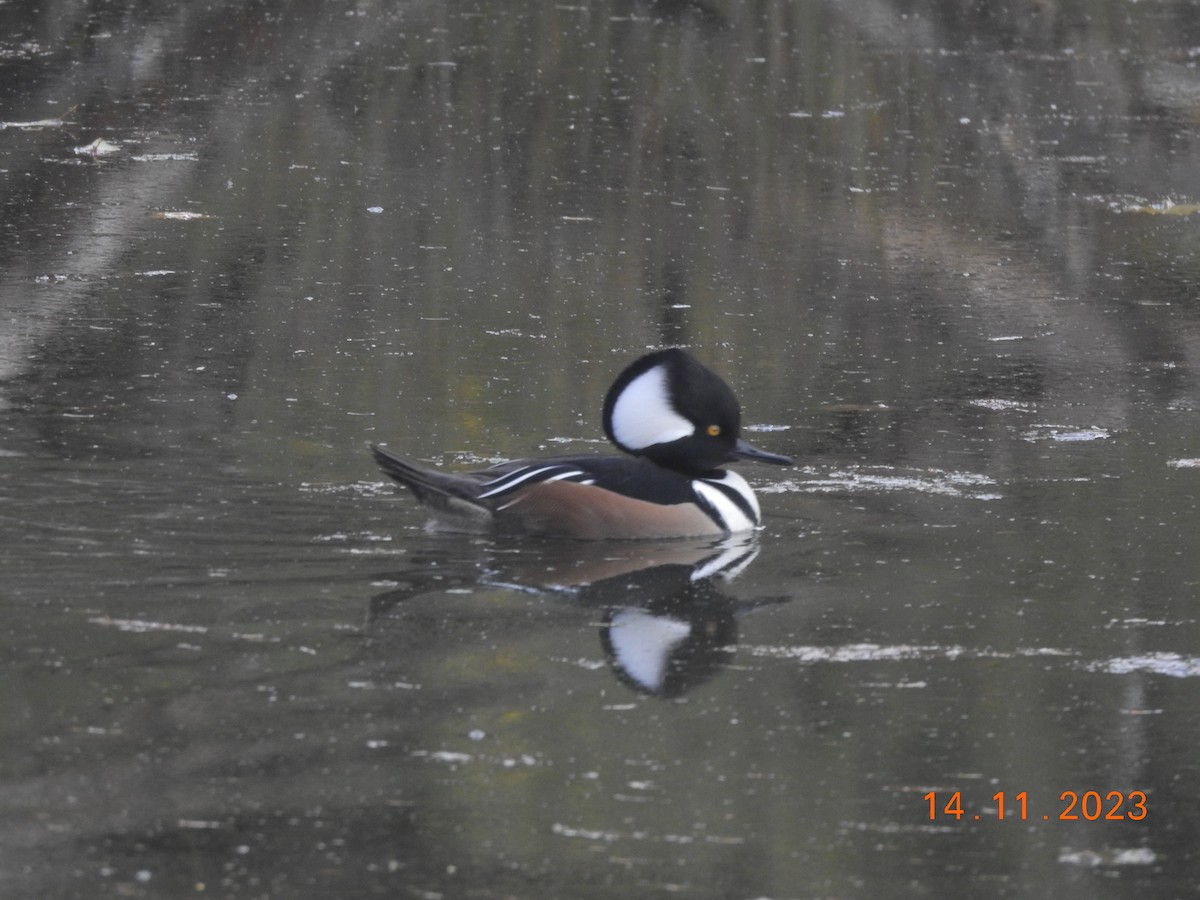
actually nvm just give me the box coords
[3,1,1200,897]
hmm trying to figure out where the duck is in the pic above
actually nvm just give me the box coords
[370,348,792,539]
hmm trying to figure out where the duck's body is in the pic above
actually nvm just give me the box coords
[371,349,791,540]
[370,447,765,539]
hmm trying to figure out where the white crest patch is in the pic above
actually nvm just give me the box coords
[693,471,761,533]
[609,364,694,451]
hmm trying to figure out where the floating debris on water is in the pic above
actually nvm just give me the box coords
[131,152,199,162]
[1,117,65,129]
[150,210,213,221]
[743,643,1078,663]
[89,616,208,634]
[74,137,121,157]
[1059,847,1157,867]
[1088,653,1200,678]
[741,641,1200,680]
[969,398,1035,411]
[763,466,1000,499]
[1093,194,1200,216]
[1021,425,1111,443]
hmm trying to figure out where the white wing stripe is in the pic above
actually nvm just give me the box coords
[478,466,589,499]
[481,465,529,487]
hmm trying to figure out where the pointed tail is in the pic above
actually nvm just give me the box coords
[369,444,492,524]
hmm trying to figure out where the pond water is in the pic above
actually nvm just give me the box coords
[3,0,1200,897]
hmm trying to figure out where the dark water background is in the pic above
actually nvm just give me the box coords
[3,1,1200,897]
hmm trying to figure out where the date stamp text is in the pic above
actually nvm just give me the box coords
[924,790,1147,822]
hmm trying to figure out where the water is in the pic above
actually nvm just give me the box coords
[3,0,1200,897]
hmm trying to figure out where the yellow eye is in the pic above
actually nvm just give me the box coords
[706,424,721,437]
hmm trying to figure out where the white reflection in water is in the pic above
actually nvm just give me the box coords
[606,609,692,693]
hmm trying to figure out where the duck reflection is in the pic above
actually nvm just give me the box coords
[600,569,740,698]
[367,534,788,698]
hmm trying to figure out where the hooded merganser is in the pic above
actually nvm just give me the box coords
[370,348,792,539]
